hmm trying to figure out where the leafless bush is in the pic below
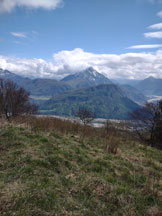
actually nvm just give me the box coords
[131,101,162,149]
[0,79,38,120]
[76,106,95,125]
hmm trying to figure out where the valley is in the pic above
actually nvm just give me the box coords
[1,67,162,120]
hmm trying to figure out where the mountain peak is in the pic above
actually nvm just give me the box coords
[0,68,12,76]
[61,67,111,89]
[84,66,96,73]
[146,76,156,81]
[85,66,94,72]
[82,67,99,77]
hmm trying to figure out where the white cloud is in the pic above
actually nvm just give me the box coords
[53,48,162,79]
[148,23,162,29]
[144,31,162,38]
[11,32,27,38]
[0,56,63,79]
[0,0,63,13]
[157,11,162,18]
[11,31,39,45]
[128,44,162,49]
[1,48,162,80]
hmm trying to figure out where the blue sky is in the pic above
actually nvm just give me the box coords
[0,0,162,79]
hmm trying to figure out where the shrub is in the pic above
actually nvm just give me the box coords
[0,79,38,120]
[131,100,162,149]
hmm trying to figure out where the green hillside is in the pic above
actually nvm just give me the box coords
[120,84,147,105]
[0,117,162,216]
[22,78,72,96]
[41,84,140,119]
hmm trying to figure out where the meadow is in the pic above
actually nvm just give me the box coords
[0,116,162,216]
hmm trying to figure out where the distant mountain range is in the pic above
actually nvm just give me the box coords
[0,67,147,102]
[0,68,28,85]
[134,76,162,96]
[113,76,162,97]
[0,67,151,119]
[0,68,71,96]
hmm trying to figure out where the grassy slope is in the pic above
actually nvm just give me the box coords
[0,123,162,216]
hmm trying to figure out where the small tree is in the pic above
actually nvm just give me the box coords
[76,106,95,125]
[0,79,38,120]
[131,101,162,149]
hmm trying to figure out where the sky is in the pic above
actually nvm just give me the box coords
[0,0,162,80]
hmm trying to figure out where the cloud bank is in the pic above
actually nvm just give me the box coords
[1,48,162,80]
[0,0,63,13]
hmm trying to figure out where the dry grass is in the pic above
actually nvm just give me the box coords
[12,115,124,154]
[0,116,162,215]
